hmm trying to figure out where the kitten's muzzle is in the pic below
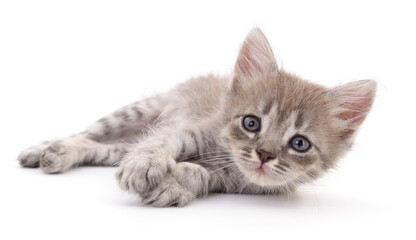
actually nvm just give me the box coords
[255,149,276,165]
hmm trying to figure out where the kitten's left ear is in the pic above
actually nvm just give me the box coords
[329,80,377,139]
[234,28,278,80]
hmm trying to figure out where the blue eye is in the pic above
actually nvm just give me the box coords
[242,116,261,132]
[290,135,311,152]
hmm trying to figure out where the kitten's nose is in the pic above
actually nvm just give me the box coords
[256,149,276,164]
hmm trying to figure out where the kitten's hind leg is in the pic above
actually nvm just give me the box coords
[18,94,167,172]
[76,95,166,143]
[18,141,50,168]
[19,137,127,173]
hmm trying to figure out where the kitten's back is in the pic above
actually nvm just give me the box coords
[163,74,230,122]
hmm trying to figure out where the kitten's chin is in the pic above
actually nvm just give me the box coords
[238,163,286,187]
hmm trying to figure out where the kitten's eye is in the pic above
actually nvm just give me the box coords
[242,115,261,132]
[290,135,311,152]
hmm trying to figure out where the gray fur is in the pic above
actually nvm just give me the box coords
[18,28,376,207]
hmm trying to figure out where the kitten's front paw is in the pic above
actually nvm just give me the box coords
[116,152,176,194]
[141,178,194,207]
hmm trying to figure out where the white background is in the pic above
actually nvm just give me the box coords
[0,1,415,239]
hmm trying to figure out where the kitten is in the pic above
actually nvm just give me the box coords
[18,28,376,207]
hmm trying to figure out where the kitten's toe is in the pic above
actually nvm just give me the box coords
[117,154,175,194]
[40,142,72,174]
[175,162,210,198]
[40,152,65,174]
[18,144,50,168]
[141,179,194,207]
[18,148,41,168]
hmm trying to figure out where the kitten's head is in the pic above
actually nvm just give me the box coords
[222,28,376,188]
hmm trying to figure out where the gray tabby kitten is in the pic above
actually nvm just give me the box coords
[18,28,376,207]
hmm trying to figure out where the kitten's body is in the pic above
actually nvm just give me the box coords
[18,29,376,207]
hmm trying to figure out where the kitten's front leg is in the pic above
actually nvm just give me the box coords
[116,128,210,207]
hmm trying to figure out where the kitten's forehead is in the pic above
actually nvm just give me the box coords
[259,72,329,119]
[228,70,332,133]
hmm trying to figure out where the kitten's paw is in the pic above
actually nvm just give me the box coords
[116,152,176,194]
[39,141,71,174]
[141,178,194,207]
[18,143,50,168]
[175,162,210,198]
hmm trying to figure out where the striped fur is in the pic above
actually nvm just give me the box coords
[18,28,376,207]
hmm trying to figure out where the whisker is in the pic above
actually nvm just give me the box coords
[193,154,232,160]
[184,150,231,158]
[182,154,232,162]
[209,163,236,173]
[272,169,284,175]
[239,157,254,163]
[194,157,233,164]
[274,165,287,172]
[241,147,252,153]
[279,161,290,168]
[241,153,252,159]
[229,166,242,179]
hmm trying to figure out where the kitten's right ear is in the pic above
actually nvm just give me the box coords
[233,28,278,90]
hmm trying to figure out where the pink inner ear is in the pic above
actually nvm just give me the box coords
[330,80,376,140]
[234,28,277,78]
[337,94,372,125]
[336,93,372,140]
[331,80,376,127]
[236,44,263,76]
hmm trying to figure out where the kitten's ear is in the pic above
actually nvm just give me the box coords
[234,28,278,80]
[329,80,377,139]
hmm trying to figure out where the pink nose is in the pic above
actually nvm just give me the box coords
[256,149,276,164]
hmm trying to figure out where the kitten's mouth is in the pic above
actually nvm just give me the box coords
[232,150,287,186]
[238,160,285,186]
[248,162,267,173]
[244,159,272,173]
[253,164,274,176]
